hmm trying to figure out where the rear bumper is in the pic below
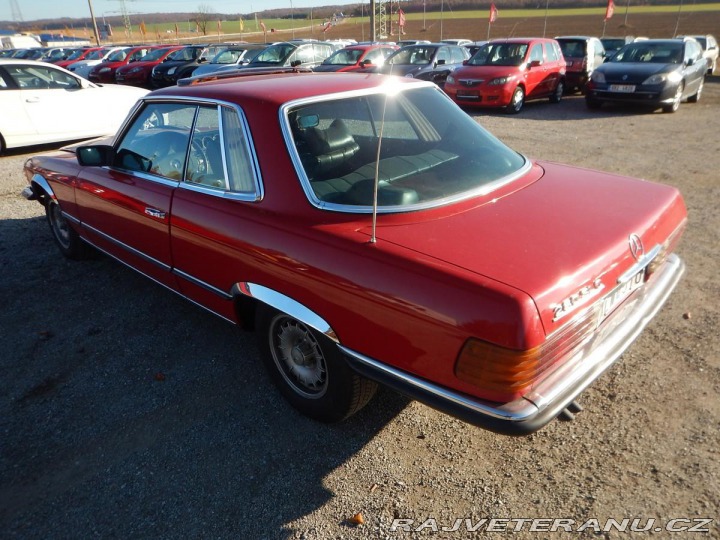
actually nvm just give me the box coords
[342,253,685,435]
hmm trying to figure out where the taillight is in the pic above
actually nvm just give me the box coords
[456,306,598,401]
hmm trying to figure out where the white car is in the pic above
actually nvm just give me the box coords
[67,47,128,79]
[0,59,148,153]
[679,34,718,74]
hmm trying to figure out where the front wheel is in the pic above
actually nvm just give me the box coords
[687,77,703,103]
[662,83,684,113]
[256,304,377,423]
[506,86,525,114]
[46,199,89,259]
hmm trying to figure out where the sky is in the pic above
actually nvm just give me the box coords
[0,0,346,23]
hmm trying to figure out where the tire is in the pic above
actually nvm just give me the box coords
[550,80,563,103]
[256,304,377,423]
[585,97,602,110]
[662,83,684,113]
[506,86,525,114]
[688,77,703,103]
[46,199,89,259]
[0,133,5,155]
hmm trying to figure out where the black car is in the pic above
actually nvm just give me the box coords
[373,44,470,87]
[150,44,224,88]
[585,38,705,113]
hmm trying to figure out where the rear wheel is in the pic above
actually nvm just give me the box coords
[46,199,89,259]
[256,304,377,423]
[688,77,703,103]
[506,87,525,114]
[662,83,684,113]
[550,80,564,103]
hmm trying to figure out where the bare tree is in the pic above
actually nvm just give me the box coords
[192,4,214,36]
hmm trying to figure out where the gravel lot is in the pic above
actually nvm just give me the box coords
[1,80,719,539]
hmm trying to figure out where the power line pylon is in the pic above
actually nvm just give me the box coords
[10,0,23,22]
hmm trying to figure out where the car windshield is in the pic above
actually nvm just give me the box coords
[252,43,297,64]
[557,40,587,58]
[468,43,528,66]
[323,48,364,65]
[168,47,200,61]
[86,49,108,60]
[287,85,526,212]
[611,42,683,63]
[66,49,87,60]
[387,46,436,66]
[211,48,245,64]
[106,49,128,62]
[142,47,171,62]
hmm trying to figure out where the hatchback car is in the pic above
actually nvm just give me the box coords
[0,59,148,153]
[190,44,267,77]
[68,46,128,79]
[444,38,566,113]
[313,44,398,72]
[114,46,184,88]
[242,41,335,70]
[87,45,157,84]
[55,46,98,69]
[22,71,686,435]
[585,38,705,113]
[375,43,470,86]
[150,45,224,88]
[555,36,605,93]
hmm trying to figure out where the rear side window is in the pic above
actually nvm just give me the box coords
[546,41,560,62]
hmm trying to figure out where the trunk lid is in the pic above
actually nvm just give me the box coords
[360,161,685,336]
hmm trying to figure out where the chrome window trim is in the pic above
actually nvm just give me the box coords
[119,96,264,201]
[173,268,233,300]
[279,83,530,214]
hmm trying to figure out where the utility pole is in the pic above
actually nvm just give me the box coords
[87,0,102,45]
[370,0,376,42]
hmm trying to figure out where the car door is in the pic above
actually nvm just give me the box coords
[74,101,197,289]
[169,104,264,322]
[0,65,37,146]
[682,40,705,96]
[525,42,547,98]
[1,63,101,143]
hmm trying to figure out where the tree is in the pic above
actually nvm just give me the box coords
[192,4,214,36]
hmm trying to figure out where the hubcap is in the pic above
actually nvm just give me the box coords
[270,316,327,398]
[50,203,71,249]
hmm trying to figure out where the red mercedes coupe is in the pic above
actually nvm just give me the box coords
[22,71,686,434]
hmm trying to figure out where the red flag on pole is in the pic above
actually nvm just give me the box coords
[489,3,498,23]
[322,20,332,33]
[398,8,406,28]
[605,0,615,21]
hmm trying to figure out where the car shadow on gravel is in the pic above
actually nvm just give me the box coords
[0,215,410,538]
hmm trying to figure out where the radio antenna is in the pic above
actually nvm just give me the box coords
[370,89,390,244]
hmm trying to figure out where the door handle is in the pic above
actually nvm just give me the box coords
[25,97,40,103]
[144,207,166,219]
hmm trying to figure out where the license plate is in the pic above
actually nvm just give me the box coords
[609,84,636,93]
[598,269,645,322]
[457,91,478,99]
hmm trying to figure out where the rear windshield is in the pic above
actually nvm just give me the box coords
[558,40,587,58]
[285,85,527,212]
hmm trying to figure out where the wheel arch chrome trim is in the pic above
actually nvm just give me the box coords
[232,282,338,343]
[30,173,56,200]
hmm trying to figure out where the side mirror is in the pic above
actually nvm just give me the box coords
[529,60,542,68]
[77,145,115,167]
[462,59,468,65]
[686,57,695,66]
[290,60,302,67]
[437,59,446,65]
[360,59,372,67]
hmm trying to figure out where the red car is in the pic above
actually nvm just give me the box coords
[115,45,184,88]
[22,72,686,435]
[54,46,101,69]
[444,38,566,113]
[313,44,398,72]
[88,45,159,84]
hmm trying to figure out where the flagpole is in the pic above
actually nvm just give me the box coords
[673,0,683,37]
[543,0,549,38]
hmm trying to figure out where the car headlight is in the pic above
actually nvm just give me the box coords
[446,74,455,84]
[129,67,143,74]
[643,71,682,85]
[590,71,606,83]
[168,67,177,75]
[488,75,515,86]
[99,67,111,73]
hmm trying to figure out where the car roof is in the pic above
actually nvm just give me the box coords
[151,71,427,108]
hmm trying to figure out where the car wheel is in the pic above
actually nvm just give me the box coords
[507,87,525,114]
[585,97,602,110]
[688,77,703,103]
[550,80,563,103]
[256,304,377,423]
[662,83,684,113]
[46,199,88,259]
[0,133,5,155]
